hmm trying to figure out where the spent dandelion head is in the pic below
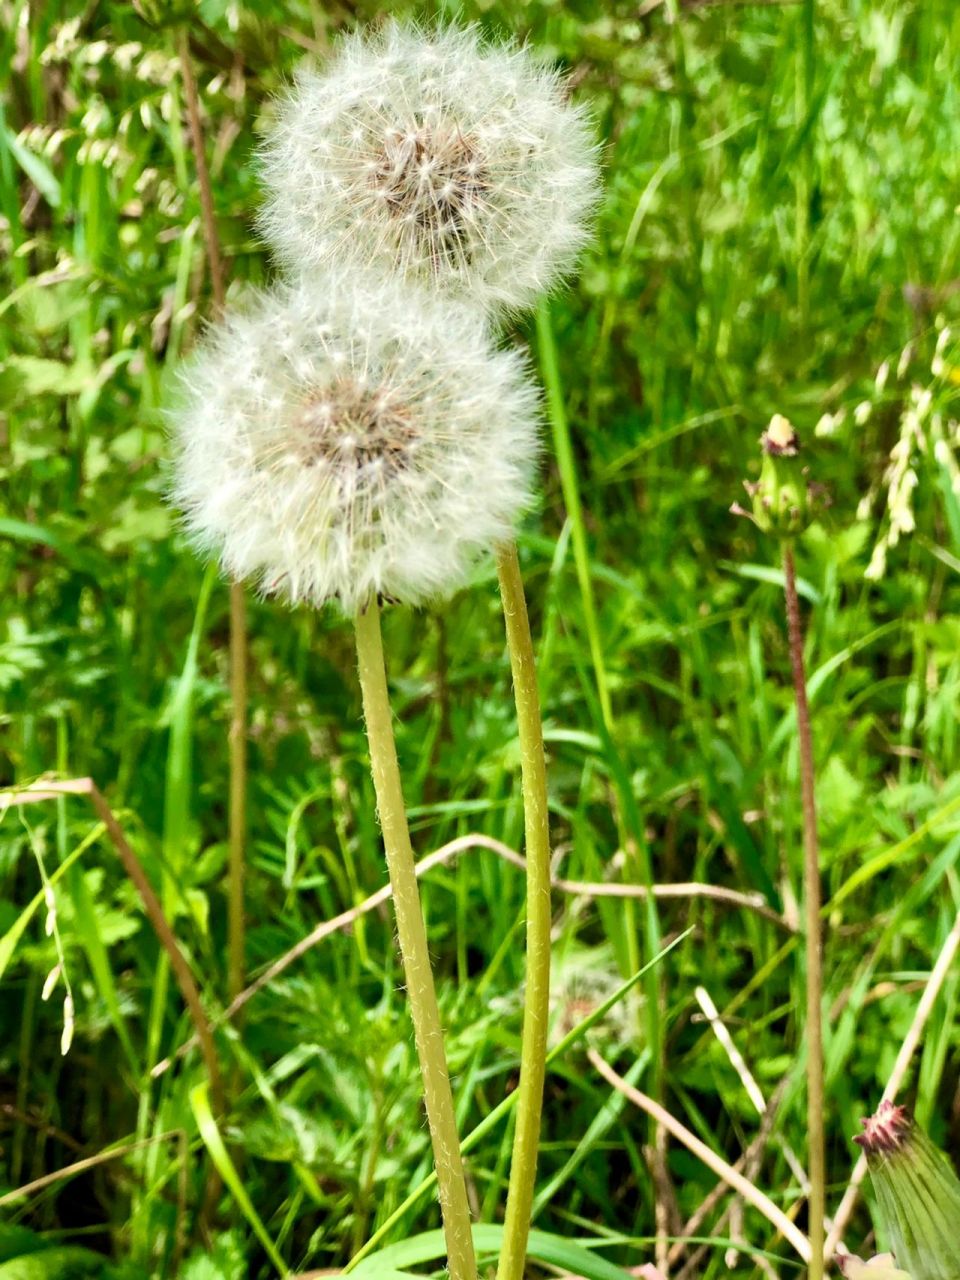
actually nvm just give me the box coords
[168,270,540,613]
[257,22,599,314]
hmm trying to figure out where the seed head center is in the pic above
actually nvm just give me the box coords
[293,380,418,478]
[374,121,487,260]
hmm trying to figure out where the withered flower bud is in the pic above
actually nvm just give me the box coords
[732,415,829,537]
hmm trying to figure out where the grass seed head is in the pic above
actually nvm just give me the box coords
[168,269,540,612]
[257,22,599,314]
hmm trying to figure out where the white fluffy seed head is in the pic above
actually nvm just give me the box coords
[168,271,540,612]
[257,22,599,314]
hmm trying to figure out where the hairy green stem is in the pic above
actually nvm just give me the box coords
[495,542,552,1280]
[227,582,247,1007]
[354,600,477,1280]
[783,542,824,1279]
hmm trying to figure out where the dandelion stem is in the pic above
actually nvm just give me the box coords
[783,541,825,1279]
[494,542,551,1280]
[354,599,477,1280]
[178,27,247,1011]
[227,583,247,1009]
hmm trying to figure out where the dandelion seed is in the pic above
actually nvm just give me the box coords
[169,271,540,612]
[257,22,599,313]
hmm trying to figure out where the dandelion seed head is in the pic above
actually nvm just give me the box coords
[257,22,599,313]
[169,272,540,612]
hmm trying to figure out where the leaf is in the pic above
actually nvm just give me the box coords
[98,499,171,551]
[0,519,104,578]
[179,1232,247,1280]
[0,1228,46,1265]
[0,118,61,207]
[817,756,865,840]
[190,1084,289,1279]
[352,1225,638,1279]
[0,356,92,404]
[0,1247,115,1278]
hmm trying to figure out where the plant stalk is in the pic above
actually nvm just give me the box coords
[178,30,226,312]
[354,599,477,1280]
[783,542,825,1279]
[494,542,552,1280]
[178,27,247,1008]
[227,583,247,1006]
[87,785,225,1116]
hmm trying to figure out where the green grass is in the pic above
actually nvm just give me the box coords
[3,0,960,1276]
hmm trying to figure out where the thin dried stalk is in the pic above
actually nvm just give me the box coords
[2,780,223,1112]
[148,833,794,1077]
[588,1048,811,1262]
[783,542,825,1280]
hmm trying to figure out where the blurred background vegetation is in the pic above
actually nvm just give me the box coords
[3,0,960,1276]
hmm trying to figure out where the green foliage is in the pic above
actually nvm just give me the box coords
[3,0,960,1277]
[0,1228,119,1279]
